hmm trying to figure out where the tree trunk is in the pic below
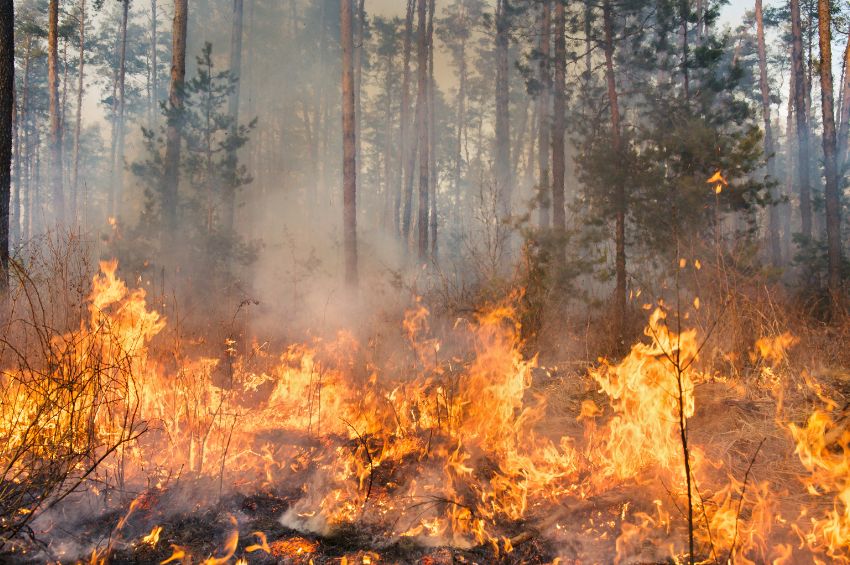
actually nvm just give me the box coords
[48,0,65,224]
[817,0,842,301]
[0,0,12,289]
[838,33,850,169]
[495,0,511,217]
[538,0,551,228]
[354,0,365,193]
[784,60,795,259]
[603,0,626,341]
[341,0,359,286]
[415,0,429,260]
[452,5,467,230]
[112,0,129,218]
[72,0,85,226]
[226,0,244,233]
[791,0,812,240]
[162,0,188,248]
[149,0,157,129]
[551,0,566,236]
[756,0,781,266]
[427,0,437,259]
[400,0,416,239]
[680,0,689,102]
[382,52,395,231]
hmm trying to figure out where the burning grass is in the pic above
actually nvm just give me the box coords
[0,260,848,563]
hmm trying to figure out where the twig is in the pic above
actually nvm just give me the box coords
[726,437,766,564]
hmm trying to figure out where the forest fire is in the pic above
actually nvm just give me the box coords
[2,0,850,562]
[0,261,845,563]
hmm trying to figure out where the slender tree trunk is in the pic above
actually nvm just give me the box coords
[538,0,551,228]
[495,0,511,217]
[399,0,416,239]
[791,0,812,240]
[113,0,129,218]
[452,7,467,228]
[603,0,626,341]
[12,84,19,244]
[226,0,244,233]
[72,0,85,226]
[680,0,689,103]
[427,0,437,259]
[341,0,359,286]
[818,0,842,300]
[551,0,566,236]
[838,33,850,169]
[354,0,365,191]
[48,0,65,224]
[149,0,157,129]
[162,0,188,248]
[382,52,395,230]
[756,0,780,266]
[415,0,429,260]
[20,39,30,240]
[0,0,12,289]
[784,63,796,258]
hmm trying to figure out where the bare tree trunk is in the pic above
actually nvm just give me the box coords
[415,0,429,260]
[226,0,244,233]
[495,0,511,217]
[452,3,467,230]
[354,0,365,191]
[838,33,850,169]
[0,0,12,289]
[48,0,65,224]
[756,0,780,266]
[341,0,359,286]
[538,0,551,228]
[72,0,85,226]
[20,38,31,240]
[784,63,796,258]
[162,0,188,248]
[427,0,437,259]
[603,0,626,341]
[149,0,157,128]
[817,0,842,301]
[680,0,689,103]
[112,0,129,218]
[400,0,416,239]
[381,51,395,230]
[551,0,566,236]
[12,83,19,244]
[791,0,812,240]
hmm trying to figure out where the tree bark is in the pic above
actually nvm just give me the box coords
[495,0,512,217]
[415,0,429,260]
[72,0,86,226]
[538,0,551,229]
[399,0,415,238]
[48,0,65,224]
[162,0,188,248]
[755,0,780,266]
[551,0,566,236]
[791,0,812,240]
[341,0,359,286]
[112,0,129,218]
[427,0,437,259]
[149,0,157,129]
[226,0,244,233]
[603,0,626,341]
[838,32,850,169]
[817,0,842,300]
[354,0,365,193]
[0,0,12,289]
[452,2,468,232]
